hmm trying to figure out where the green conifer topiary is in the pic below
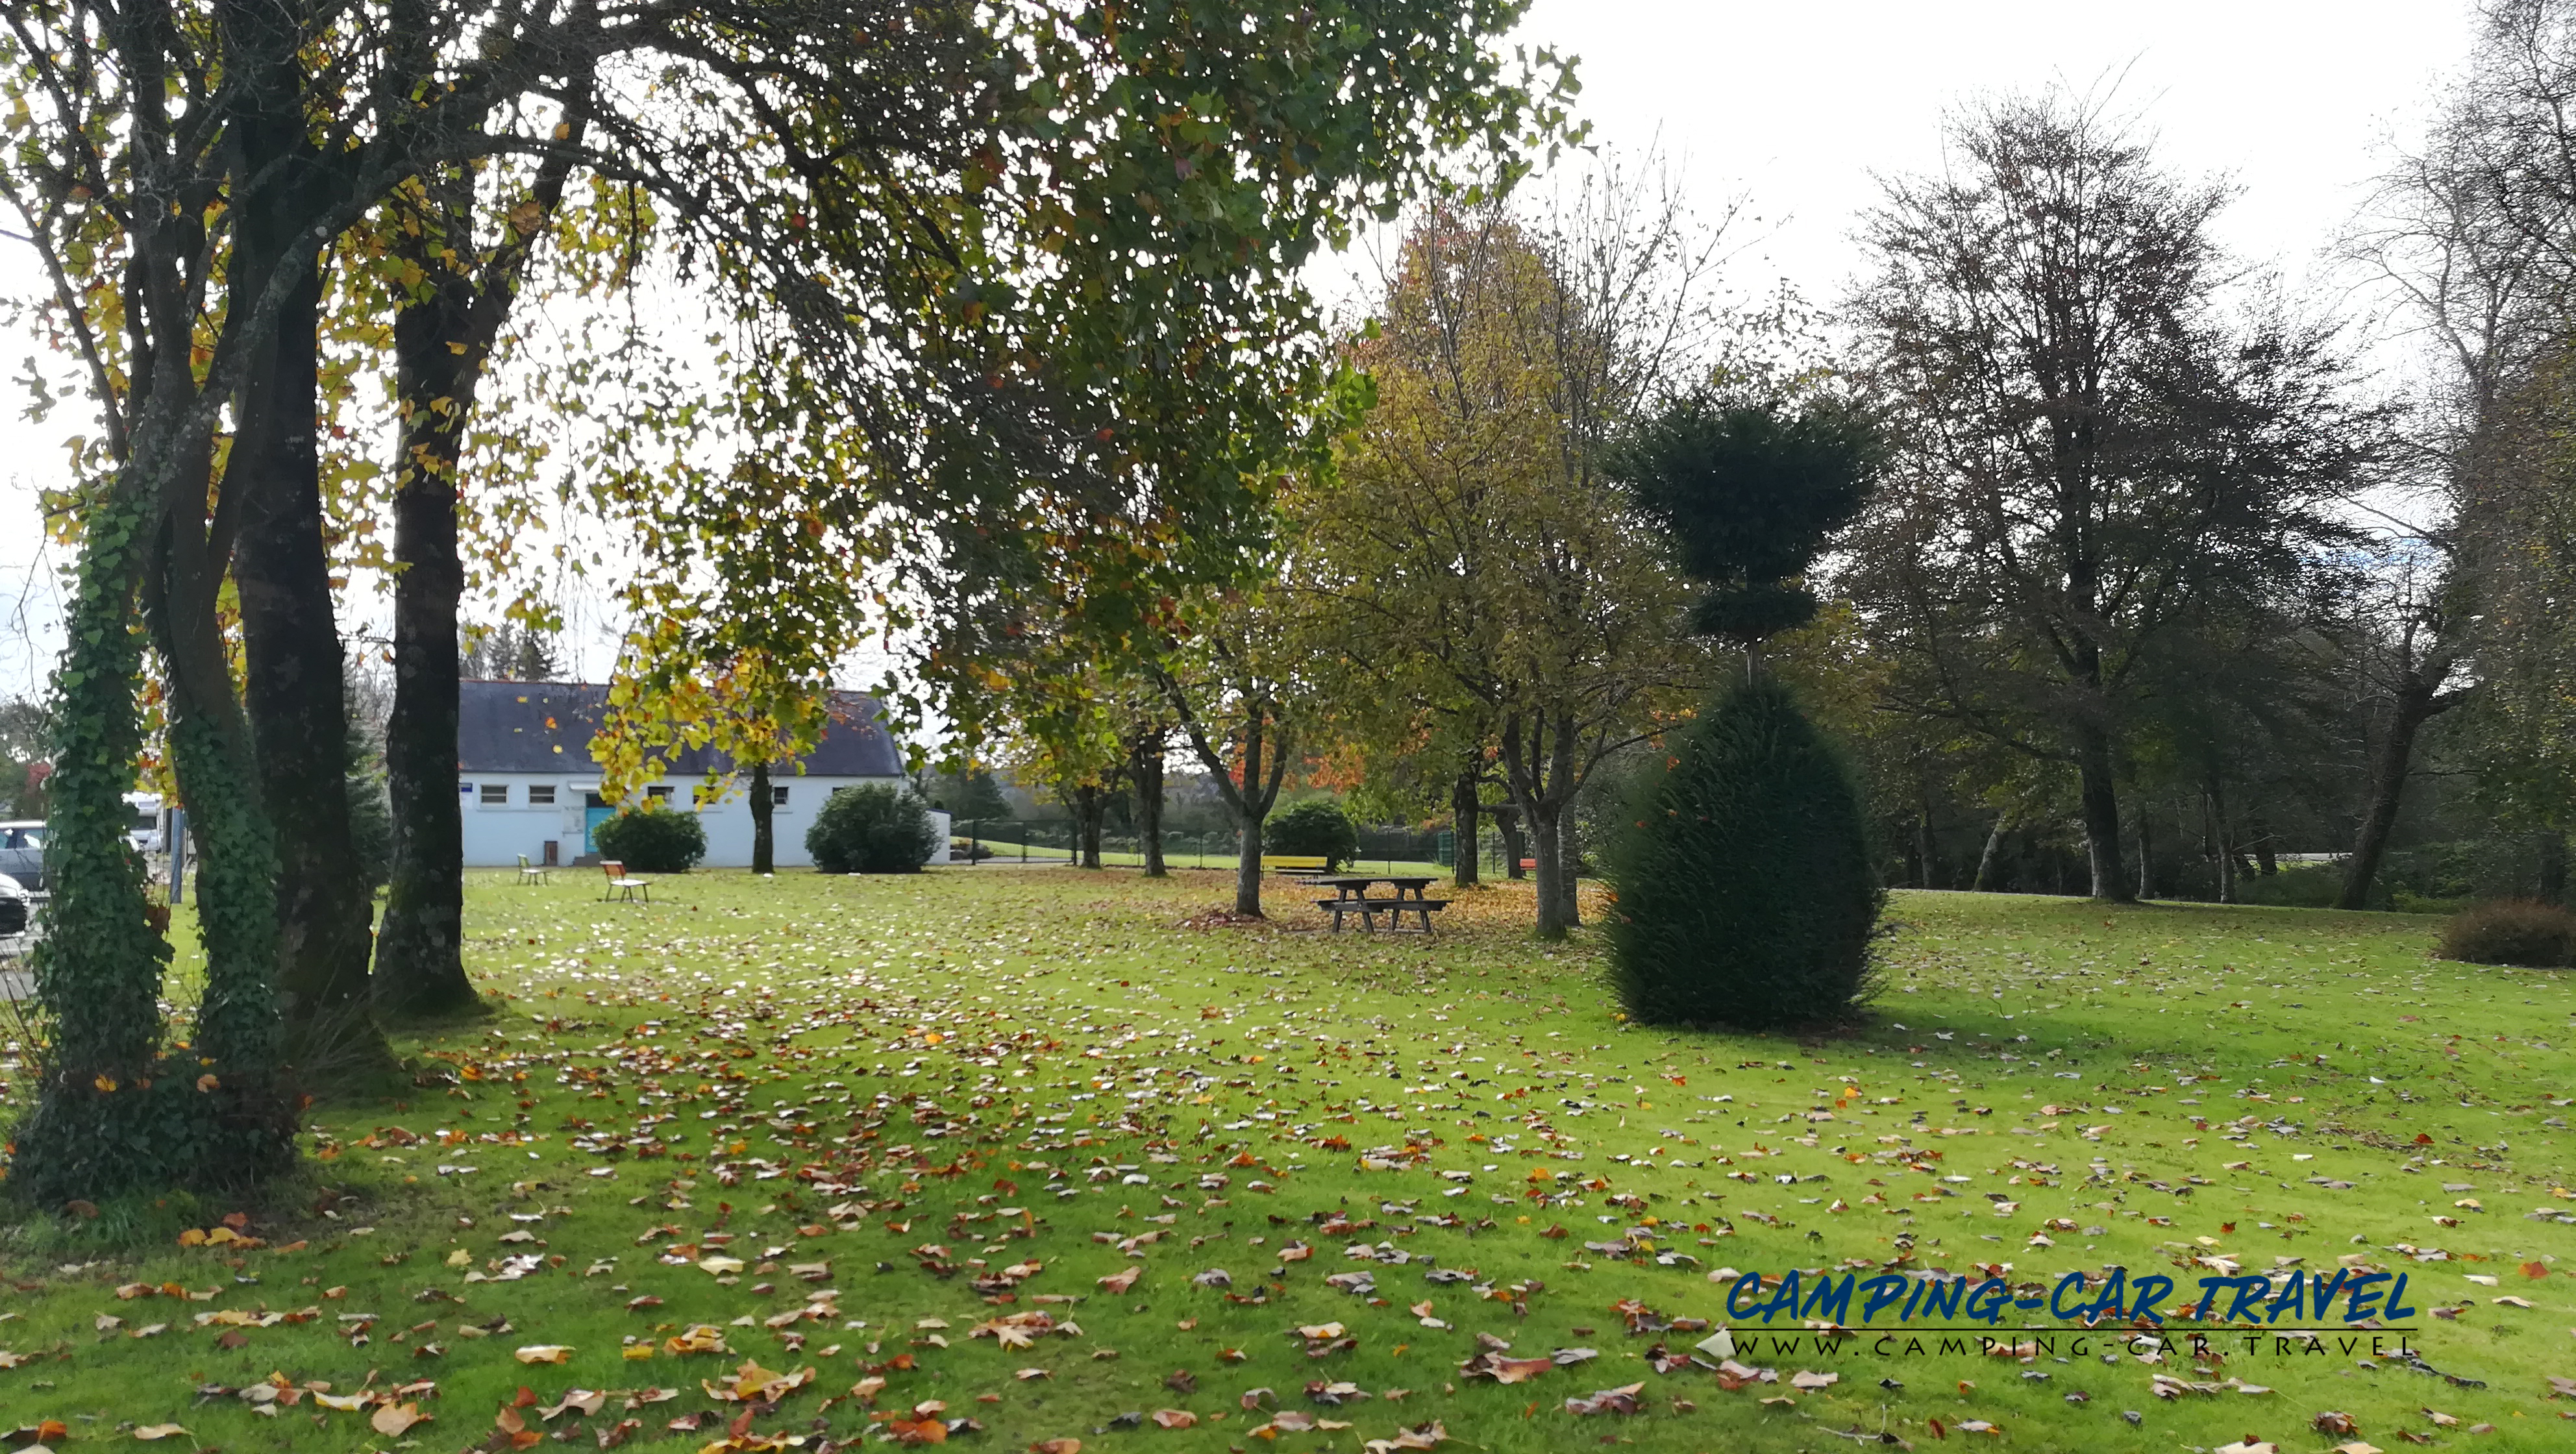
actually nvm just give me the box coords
[594,802,708,873]
[807,783,941,873]
[1605,677,1882,1029]
[1267,798,1360,870]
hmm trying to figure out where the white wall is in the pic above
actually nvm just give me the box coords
[456,772,903,867]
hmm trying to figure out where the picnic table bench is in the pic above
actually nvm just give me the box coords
[1311,874,1448,934]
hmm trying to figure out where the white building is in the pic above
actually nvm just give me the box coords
[457,682,929,868]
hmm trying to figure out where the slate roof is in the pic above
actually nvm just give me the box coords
[456,681,905,778]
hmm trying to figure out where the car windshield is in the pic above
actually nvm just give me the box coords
[3,829,36,848]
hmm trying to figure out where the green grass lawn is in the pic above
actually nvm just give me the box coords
[4,874,2573,1453]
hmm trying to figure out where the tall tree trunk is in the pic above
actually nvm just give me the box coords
[2337,682,2445,911]
[1449,772,1481,889]
[2207,785,2236,905]
[1160,671,1286,916]
[1228,717,1269,914]
[1229,716,1262,913]
[231,226,388,1074]
[1973,812,2011,893]
[1527,796,1568,938]
[1914,781,1938,889]
[750,759,774,874]
[1496,806,1527,880]
[2535,831,2566,906]
[373,264,478,1017]
[2251,813,2278,876]
[1506,713,1582,939]
[1132,738,1165,878]
[369,88,587,1014]
[1076,784,1104,870]
[2135,809,2156,901]
[2072,719,2132,902]
[1554,792,1582,928]
[1235,809,1265,914]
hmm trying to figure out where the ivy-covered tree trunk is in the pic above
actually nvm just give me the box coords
[750,759,775,874]
[25,404,292,1198]
[16,485,176,1203]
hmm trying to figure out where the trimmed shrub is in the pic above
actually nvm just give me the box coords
[808,784,941,873]
[1268,798,1360,870]
[593,802,707,873]
[1605,677,1882,1029]
[2435,898,2576,968]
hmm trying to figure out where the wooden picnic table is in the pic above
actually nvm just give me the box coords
[1310,874,1448,933]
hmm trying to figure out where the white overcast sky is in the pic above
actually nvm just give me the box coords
[0,0,2483,700]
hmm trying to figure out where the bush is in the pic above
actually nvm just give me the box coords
[1267,798,1359,869]
[2435,898,2576,968]
[347,771,392,893]
[2235,862,2344,910]
[808,784,941,873]
[593,802,707,873]
[1605,677,1883,1029]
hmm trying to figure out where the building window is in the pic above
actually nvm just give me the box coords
[528,784,557,806]
[584,792,606,809]
[646,785,674,800]
[773,786,790,807]
[480,783,510,806]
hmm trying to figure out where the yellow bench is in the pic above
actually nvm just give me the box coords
[1261,855,1331,877]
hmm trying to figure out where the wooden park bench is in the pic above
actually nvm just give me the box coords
[1261,854,1332,878]
[601,859,651,904]
[517,854,551,885]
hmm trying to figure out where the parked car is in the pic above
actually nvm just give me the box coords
[0,870,28,937]
[126,792,165,855]
[0,822,42,894]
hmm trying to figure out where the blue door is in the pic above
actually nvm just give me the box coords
[584,793,613,855]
